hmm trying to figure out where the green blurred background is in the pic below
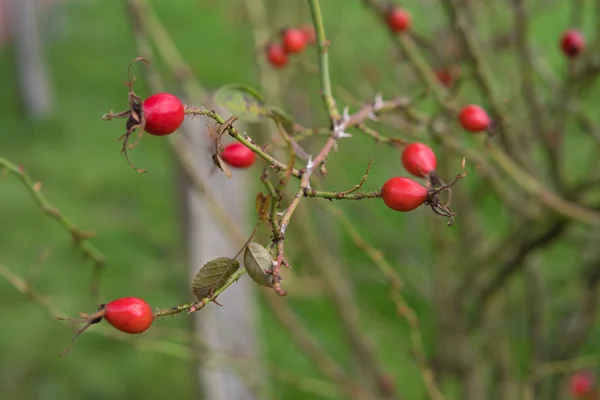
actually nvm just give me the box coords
[1,0,598,399]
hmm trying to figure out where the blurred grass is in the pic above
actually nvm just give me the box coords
[1,0,599,399]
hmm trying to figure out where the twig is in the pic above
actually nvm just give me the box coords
[339,158,373,195]
[469,218,568,327]
[265,293,370,400]
[0,156,106,296]
[324,203,445,400]
[308,0,340,123]
[0,262,64,317]
[292,205,395,399]
[551,254,600,359]
[510,0,552,176]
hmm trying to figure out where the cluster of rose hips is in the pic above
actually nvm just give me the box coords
[379,100,491,220]
[381,141,455,216]
[61,66,264,352]
[103,69,257,172]
[266,25,316,68]
[67,14,587,352]
[136,92,256,169]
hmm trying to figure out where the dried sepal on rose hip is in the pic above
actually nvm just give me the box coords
[55,297,154,355]
[381,158,468,226]
[102,57,185,172]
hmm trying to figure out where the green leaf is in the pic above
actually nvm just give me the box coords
[192,257,240,300]
[268,107,296,136]
[213,84,269,122]
[243,243,274,288]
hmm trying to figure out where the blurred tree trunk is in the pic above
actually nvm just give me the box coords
[11,0,53,118]
[177,111,262,400]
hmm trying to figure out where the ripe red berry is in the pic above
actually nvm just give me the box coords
[402,143,437,178]
[561,29,585,58]
[220,143,256,168]
[104,297,154,334]
[459,104,490,132]
[282,28,307,54]
[386,7,412,33]
[300,24,317,44]
[381,177,428,212]
[266,44,288,68]
[143,92,185,136]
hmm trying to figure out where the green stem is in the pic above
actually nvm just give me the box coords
[307,0,340,122]
[304,189,382,200]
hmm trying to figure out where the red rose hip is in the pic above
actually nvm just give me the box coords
[386,8,412,33]
[459,105,490,132]
[220,143,256,168]
[266,44,288,68]
[282,28,307,54]
[143,92,185,136]
[561,29,585,58]
[402,143,437,178]
[381,177,428,212]
[104,297,154,334]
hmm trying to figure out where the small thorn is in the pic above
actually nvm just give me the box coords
[342,106,350,121]
[373,93,384,110]
[336,131,353,139]
[367,111,380,121]
[306,155,314,171]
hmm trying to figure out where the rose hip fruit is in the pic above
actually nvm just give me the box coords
[282,28,307,54]
[266,44,288,68]
[402,143,437,178]
[220,143,256,168]
[104,297,154,334]
[142,93,185,136]
[569,372,595,398]
[561,29,585,58]
[459,104,490,133]
[381,177,428,212]
[386,7,412,33]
